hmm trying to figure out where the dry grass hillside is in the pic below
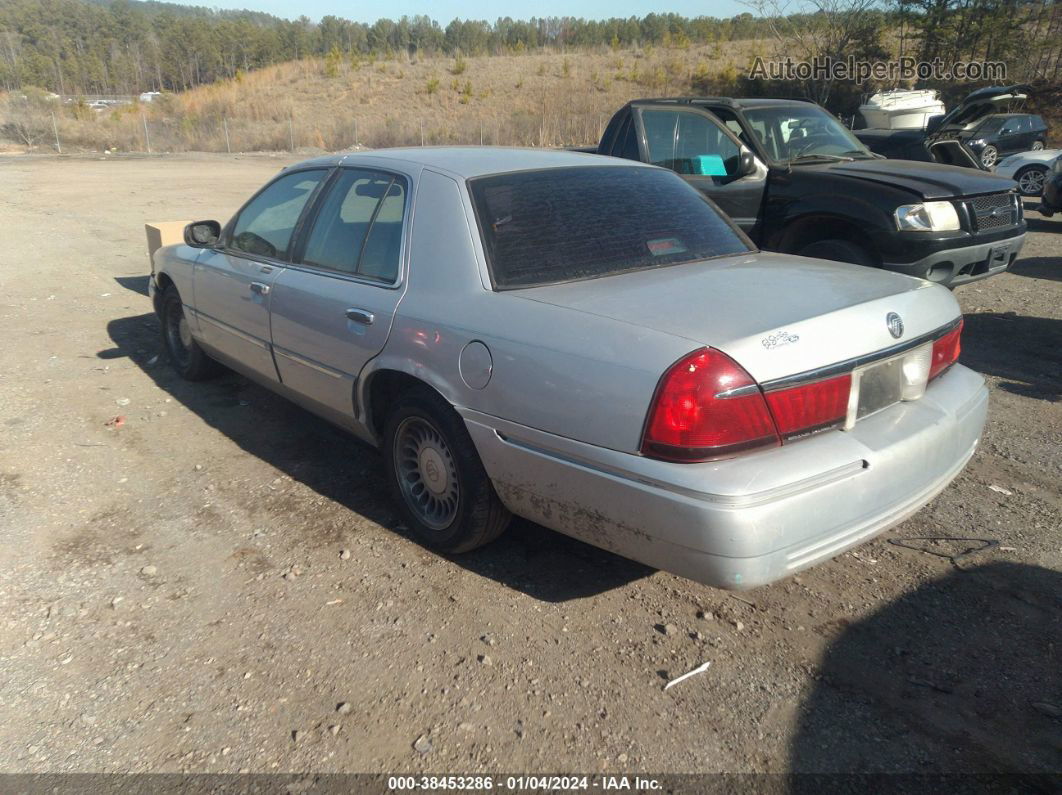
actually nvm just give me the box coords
[23,43,768,154]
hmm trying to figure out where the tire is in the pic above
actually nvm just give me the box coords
[1031,140,1045,151]
[159,285,223,381]
[1015,165,1049,196]
[980,145,998,168]
[383,386,510,554]
[797,239,876,268]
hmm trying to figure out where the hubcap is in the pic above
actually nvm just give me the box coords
[982,149,997,167]
[394,417,459,530]
[178,316,192,347]
[1019,170,1046,194]
[1032,141,1044,150]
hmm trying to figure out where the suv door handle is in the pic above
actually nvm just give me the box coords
[250,282,270,295]
[345,308,375,325]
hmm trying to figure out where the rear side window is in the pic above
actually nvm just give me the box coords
[469,166,750,289]
[300,169,406,282]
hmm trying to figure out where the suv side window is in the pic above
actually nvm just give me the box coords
[617,116,641,160]
[301,168,407,282]
[230,169,327,260]
[641,109,742,179]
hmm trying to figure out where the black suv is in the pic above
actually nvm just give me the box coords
[961,113,1048,168]
[595,96,1027,287]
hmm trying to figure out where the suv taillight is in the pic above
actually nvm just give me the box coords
[929,320,963,381]
[641,349,780,462]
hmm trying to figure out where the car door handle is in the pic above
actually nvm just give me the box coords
[249,282,270,295]
[345,308,375,325]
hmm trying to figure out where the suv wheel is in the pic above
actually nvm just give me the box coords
[383,387,510,554]
[1031,140,1045,151]
[1015,165,1048,196]
[980,145,999,168]
[797,239,875,268]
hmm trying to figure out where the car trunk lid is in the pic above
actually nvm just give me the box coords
[513,251,961,385]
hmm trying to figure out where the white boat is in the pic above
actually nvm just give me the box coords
[858,89,946,130]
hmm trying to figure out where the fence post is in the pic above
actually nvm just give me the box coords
[354,118,358,148]
[141,111,151,154]
[51,112,61,154]
[420,121,425,146]
[288,117,295,152]
[223,118,231,154]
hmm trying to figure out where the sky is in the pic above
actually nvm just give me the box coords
[200,0,751,25]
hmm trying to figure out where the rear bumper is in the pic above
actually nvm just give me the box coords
[883,233,1024,287]
[464,364,988,590]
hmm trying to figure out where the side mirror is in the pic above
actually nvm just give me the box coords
[739,147,757,176]
[184,220,221,247]
[925,114,944,134]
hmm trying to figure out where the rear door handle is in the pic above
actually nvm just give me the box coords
[345,308,375,325]
[250,282,270,295]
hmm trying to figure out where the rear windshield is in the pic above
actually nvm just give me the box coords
[468,166,751,289]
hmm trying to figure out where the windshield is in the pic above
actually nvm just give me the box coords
[469,166,751,289]
[742,105,874,163]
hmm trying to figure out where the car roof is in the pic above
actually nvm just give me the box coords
[285,147,647,179]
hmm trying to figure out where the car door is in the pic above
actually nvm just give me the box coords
[630,104,765,234]
[194,167,329,382]
[267,167,409,418]
[996,118,1025,155]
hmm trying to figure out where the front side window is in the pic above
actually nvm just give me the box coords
[230,169,327,260]
[469,166,751,289]
[641,110,742,178]
[301,169,407,282]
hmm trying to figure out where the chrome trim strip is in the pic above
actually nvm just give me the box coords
[715,384,761,399]
[196,312,269,350]
[273,347,347,379]
[761,317,961,393]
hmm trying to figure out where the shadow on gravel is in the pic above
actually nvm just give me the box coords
[789,561,1062,782]
[104,312,651,602]
[1009,256,1061,282]
[115,275,150,296]
[960,312,1062,402]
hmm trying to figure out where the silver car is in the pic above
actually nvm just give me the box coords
[994,149,1062,196]
[150,148,987,590]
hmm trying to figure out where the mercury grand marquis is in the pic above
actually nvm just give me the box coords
[149,148,988,589]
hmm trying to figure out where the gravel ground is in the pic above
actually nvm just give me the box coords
[0,154,1058,778]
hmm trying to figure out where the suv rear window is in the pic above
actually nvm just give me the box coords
[469,166,750,289]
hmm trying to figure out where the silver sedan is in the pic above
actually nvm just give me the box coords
[150,148,987,589]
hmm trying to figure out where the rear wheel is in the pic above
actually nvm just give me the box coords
[1015,165,1048,196]
[797,239,875,268]
[160,285,222,381]
[1031,140,1045,151]
[383,387,510,553]
[980,145,999,168]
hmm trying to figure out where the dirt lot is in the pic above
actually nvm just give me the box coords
[0,154,1059,780]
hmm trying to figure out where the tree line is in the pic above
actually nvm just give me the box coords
[0,0,786,95]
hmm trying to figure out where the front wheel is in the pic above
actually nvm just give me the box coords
[1031,140,1045,151]
[980,145,999,168]
[160,285,222,381]
[797,239,875,268]
[1015,165,1048,196]
[383,387,510,553]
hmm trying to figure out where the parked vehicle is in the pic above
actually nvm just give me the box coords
[151,148,988,590]
[1036,157,1062,217]
[856,85,1043,170]
[994,149,1062,196]
[857,88,945,131]
[596,97,1026,286]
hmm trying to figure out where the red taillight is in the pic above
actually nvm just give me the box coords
[641,349,780,462]
[929,320,962,381]
[764,374,852,437]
